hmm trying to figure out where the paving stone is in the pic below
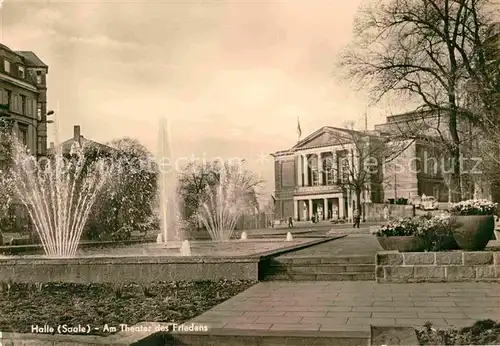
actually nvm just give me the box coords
[394,307,439,312]
[435,252,463,265]
[270,323,320,331]
[325,312,372,318]
[373,301,412,307]
[283,311,327,317]
[243,311,285,317]
[301,317,349,325]
[417,312,467,319]
[353,306,394,312]
[463,252,493,265]
[404,253,435,265]
[372,312,418,319]
[255,316,302,324]
[347,317,396,325]
[223,323,271,330]
[413,301,457,307]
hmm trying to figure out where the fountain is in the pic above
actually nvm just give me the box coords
[157,117,182,249]
[240,231,248,240]
[9,137,114,257]
[286,232,293,241]
[197,164,247,241]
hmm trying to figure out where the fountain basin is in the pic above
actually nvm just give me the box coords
[0,238,333,284]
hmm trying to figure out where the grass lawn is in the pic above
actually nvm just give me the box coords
[0,280,255,336]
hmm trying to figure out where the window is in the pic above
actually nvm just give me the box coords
[3,60,10,73]
[19,126,28,146]
[312,170,319,186]
[6,90,12,110]
[20,95,26,115]
[36,70,42,84]
[37,103,42,120]
[18,66,25,79]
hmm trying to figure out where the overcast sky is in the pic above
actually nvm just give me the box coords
[0,0,399,199]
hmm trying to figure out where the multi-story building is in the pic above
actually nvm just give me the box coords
[271,126,384,221]
[0,43,49,162]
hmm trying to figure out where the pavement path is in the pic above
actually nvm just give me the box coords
[188,281,500,334]
[276,234,382,258]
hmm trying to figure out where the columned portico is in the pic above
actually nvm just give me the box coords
[293,193,346,221]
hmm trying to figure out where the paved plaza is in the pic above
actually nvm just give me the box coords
[188,281,500,334]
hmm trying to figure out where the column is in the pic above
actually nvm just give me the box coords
[296,155,302,187]
[318,153,323,185]
[323,198,328,220]
[293,200,299,221]
[338,196,345,219]
[302,201,308,221]
[303,154,309,186]
[332,150,337,183]
[308,199,313,221]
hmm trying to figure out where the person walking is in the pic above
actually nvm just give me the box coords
[288,216,294,228]
[353,209,361,228]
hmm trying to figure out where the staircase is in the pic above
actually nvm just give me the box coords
[260,255,375,281]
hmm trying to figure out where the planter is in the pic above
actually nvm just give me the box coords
[376,236,425,252]
[495,229,500,241]
[450,214,494,251]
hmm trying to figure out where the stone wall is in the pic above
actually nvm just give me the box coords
[376,251,500,283]
[364,203,415,222]
[0,256,259,284]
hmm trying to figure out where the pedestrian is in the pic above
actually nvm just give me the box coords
[353,209,361,228]
[288,216,293,228]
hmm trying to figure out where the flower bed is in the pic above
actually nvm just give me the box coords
[416,320,500,345]
[373,213,458,252]
[0,280,255,336]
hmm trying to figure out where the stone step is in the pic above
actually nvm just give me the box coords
[267,264,375,274]
[262,272,375,281]
[270,255,375,265]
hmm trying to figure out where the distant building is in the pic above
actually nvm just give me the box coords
[50,125,115,155]
[271,126,384,221]
[0,43,49,165]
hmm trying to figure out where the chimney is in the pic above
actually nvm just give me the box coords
[73,125,81,143]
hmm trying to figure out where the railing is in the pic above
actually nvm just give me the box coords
[295,185,342,195]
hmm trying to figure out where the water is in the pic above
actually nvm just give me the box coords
[197,165,247,241]
[180,239,191,256]
[9,139,114,257]
[286,232,293,241]
[157,117,181,247]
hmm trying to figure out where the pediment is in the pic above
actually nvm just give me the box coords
[293,127,351,150]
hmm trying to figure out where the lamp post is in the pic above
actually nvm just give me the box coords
[36,110,54,159]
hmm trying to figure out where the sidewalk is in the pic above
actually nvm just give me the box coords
[188,281,500,334]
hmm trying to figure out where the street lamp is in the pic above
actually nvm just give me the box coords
[36,110,55,158]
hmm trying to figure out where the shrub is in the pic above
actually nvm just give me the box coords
[373,213,458,251]
[450,199,497,216]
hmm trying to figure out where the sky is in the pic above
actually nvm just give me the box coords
[0,0,397,200]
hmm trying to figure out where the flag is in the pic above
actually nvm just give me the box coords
[296,117,302,140]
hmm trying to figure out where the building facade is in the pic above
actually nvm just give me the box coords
[271,126,383,221]
[0,43,49,162]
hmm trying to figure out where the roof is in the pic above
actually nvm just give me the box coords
[57,136,116,155]
[15,51,48,68]
[270,126,369,157]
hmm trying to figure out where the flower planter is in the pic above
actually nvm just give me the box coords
[376,236,425,252]
[450,214,494,251]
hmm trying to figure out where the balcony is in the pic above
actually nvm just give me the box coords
[295,184,342,196]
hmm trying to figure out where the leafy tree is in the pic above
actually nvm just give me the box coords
[84,138,158,240]
[340,0,498,202]
[178,160,262,233]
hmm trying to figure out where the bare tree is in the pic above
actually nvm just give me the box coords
[340,0,498,202]
[328,123,410,217]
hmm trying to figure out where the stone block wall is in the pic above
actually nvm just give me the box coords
[364,203,415,222]
[376,251,500,283]
[0,257,260,284]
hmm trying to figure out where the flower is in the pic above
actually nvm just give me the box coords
[449,199,497,216]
